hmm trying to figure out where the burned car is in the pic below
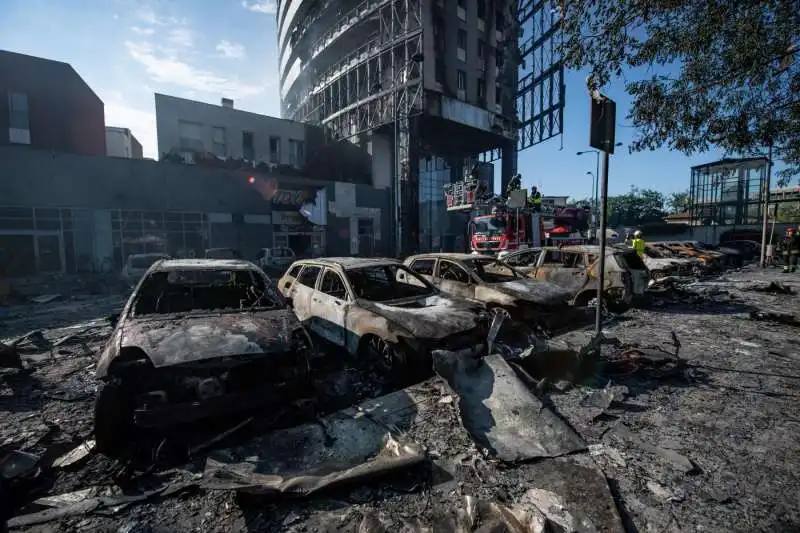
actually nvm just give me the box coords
[403,253,576,328]
[642,244,700,279]
[278,258,487,378]
[94,259,313,455]
[502,245,649,312]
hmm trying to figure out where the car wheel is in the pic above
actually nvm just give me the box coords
[94,381,134,456]
[604,294,631,313]
[363,335,407,377]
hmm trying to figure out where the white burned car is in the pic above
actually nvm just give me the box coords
[278,258,488,378]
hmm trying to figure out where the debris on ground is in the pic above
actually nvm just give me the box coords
[1,264,799,531]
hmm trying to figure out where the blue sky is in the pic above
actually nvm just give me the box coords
[2,0,775,200]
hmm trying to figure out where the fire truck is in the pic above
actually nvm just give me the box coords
[444,174,590,255]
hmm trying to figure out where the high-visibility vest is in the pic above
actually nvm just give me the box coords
[632,238,645,256]
[531,192,542,205]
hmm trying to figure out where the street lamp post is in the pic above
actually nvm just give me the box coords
[586,171,596,241]
[578,142,622,242]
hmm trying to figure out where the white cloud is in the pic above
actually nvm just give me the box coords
[131,26,155,36]
[135,7,161,25]
[104,100,158,159]
[216,40,246,59]
[167,27,194,48]
[124,41,263,97]
[241,0,277,15]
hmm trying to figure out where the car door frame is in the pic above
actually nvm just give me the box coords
[433,258,476,299]
[407,257,438,285]
[311,267,351,348]
[286,262,322,324]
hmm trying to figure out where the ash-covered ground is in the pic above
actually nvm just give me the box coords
[1,265,799,533]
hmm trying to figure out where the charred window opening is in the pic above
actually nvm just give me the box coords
[132,269,281,315]
[464,258,519,283]
[346,265,435,302]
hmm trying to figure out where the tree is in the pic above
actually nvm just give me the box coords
[776,202,800,223]
[605,188,666,226]
[667,191,691,213]
[561,1,800,186]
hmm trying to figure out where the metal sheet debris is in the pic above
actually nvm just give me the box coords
[52,439,95,468]
[432,349,586,462]
[201,389,427,496]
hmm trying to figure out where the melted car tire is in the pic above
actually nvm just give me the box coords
[362,335,409,383]
[94,381,134,456]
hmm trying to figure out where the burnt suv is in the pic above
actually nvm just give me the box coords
[94,259,313,455]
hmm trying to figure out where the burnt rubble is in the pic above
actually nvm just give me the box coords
[1,264,799,532]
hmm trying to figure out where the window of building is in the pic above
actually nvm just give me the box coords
[8,92,30,145]
[477,0,486,20]
[212,126,227,157]
[495,83,503,108]
[457,0,466,20]
[457,70,467,91]
[457,0,465,6]
[478,39,485,60]
[269,136,281,163]
[495,10,505,31]
[178,120,203,152]
[477,78,486,102]
[433,16,446,51]
[495,48,504,68]
[288,139,305,167]
[242,131,254,160]
[457,29,467,50]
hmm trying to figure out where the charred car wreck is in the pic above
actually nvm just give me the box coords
[278,258,488,380]
[94,259,313,455]
[402,253,577,329]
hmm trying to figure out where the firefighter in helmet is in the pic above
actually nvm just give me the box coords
[529,186,543,212]
[780,227,799,273]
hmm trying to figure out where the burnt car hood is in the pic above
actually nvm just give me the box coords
[482,279,571,307]
[359,295,483,340]
[114,309,299,369]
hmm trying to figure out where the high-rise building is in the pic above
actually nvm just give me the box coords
[277,0,565,254]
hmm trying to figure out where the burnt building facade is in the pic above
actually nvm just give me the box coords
[0,49,106,156]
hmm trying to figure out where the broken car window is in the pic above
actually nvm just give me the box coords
[410,259,435,276]
[438,261,471,284]
[542,250,562,264]
[287,264,302,278]
[132,268,280,315]
[319,270,347,300]
[464,258,519,283]
[346,264,435,302]
[298,265,322,288]
[505,250,537,266]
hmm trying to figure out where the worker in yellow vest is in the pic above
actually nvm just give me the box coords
[631,230,645,257]
[530,186,543,212]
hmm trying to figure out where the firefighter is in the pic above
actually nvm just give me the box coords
[781,227,799,273]
[631,230,645,257]
[529,186,543,212]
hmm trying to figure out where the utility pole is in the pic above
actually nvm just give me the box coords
[759,143,773,268]
[587,91,617,336]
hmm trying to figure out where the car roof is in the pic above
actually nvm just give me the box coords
[152,259,260,271]
[406,253,487,262]
[292,257,401,270]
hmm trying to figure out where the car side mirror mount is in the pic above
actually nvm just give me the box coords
[107,313,121,327]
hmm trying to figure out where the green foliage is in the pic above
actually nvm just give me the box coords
[776,202,800,223]
[667,191,691,213]
[561,0,800,186]
[567,189,667,225]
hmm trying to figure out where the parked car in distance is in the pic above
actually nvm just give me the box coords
[122,253,172,286]
[501,245,649,312]
[94,259,313,456]
[403,253,576,328]
[278,258,488,379]
[204,248,240,259]
[256,247,296,272]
